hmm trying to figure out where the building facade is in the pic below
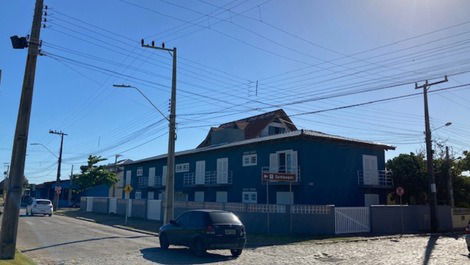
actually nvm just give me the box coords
[122,110,395,206]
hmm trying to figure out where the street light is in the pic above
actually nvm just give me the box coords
[30,142,58,158]
[112,84,169,121]
[432,122,452,132]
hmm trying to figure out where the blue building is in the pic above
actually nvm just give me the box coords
[123,109,395,206]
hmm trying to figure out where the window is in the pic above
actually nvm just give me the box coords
[276,192,293,205]
[148,167,156,186]
[242,191,257,203]
[138,176,147,186]
[194,191,204,202]
[135,191,142,200]
[136,167,143,177]
[242,154,257,166]
[162,166,167,186]
[269,150,298,174]
[209,212,242,224]
[125,170,132,185]
[147,191,154,200]
[216,191,228,203]
[268,126,286,135]
[216,158,229,184]
[175,163,190,173]
[195,161,205,184]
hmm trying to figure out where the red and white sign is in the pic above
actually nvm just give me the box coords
[262,172,297,182]
[55,186,62,194]
[396,186,405,196]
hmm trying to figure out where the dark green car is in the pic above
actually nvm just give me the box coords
[158,209,246,257]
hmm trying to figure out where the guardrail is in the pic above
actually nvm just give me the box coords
[357,170,393,188]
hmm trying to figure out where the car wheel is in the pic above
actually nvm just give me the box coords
[230,249,243,257]
[159,233,169,250]
[191,238,206,257]
[48,214,52,217]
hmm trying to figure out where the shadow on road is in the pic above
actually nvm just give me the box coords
[140,247,235,264]
[22,235,153,253]
[422,235,439,265]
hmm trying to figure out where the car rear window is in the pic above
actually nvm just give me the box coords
[36,200,51,205]
[209,212,242,224]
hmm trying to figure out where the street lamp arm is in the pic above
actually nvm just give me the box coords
[30,143,58,158]
[113,84,169,121]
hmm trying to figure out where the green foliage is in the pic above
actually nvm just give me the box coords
[386,153,428,204]
[386,150,470,207]
[73,155,117,193]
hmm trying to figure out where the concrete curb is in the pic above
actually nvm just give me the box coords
[58,214,159,237]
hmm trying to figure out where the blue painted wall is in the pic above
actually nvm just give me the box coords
[123,134,391,206]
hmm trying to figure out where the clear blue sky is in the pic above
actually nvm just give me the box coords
[1,0,470,184]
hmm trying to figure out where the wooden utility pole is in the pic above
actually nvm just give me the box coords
[446,146,454,208]
[49,130,67,210]
[0,0,44,259]
[415,76,448,233]
[141,40,177,224]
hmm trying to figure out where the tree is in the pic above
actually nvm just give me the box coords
[73,155,118,193]
[386,153,428,204]
[387,150,470,207]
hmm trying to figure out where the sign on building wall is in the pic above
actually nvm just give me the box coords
[262,172,297,182]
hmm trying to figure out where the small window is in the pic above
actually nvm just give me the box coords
[268,126,286,135]
[136,167,143,176]
[242,191,257,203]
[242,154,257,166]
[135,191,142,200]
[175,163,190,173]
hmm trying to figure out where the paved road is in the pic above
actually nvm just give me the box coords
[16,211,470,265]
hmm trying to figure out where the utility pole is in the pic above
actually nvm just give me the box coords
[68,165,73,206]
[141,39,177,224]
[49,130,67,210]
[0,0,44,259]
[446,146,455,208]
[2,164,9,201]
[112,154,121,197]
[415,76,448,233]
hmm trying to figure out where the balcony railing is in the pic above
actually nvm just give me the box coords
[357,170,393,188]
[183,171,233,186]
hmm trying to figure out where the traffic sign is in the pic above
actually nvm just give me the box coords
[55,186,62,194]
[124,184,133,194]
[396,186,405,196]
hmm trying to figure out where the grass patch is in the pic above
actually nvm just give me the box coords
[0,251,35,265]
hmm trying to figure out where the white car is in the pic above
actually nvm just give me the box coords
[26,199,53,216]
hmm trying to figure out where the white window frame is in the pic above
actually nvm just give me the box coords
[136,167,143,177]
[269,150,298,174]
[242,154,257,166]
[175,163,190,173]
[148,167,156,186]
[242,191,257,203]
[125,170,132,185]
[217,158,229,184]
[162,166,167,186]
[195,161,205,184]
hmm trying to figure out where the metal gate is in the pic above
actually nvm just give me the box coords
[335,207,370,234]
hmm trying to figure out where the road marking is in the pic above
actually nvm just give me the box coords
[23,220,33,226]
